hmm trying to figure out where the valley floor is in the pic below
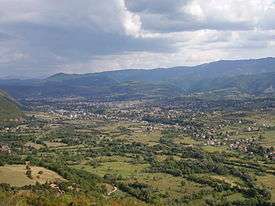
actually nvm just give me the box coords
[0,97,274,205]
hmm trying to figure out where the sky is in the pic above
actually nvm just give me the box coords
[0,0,275,78]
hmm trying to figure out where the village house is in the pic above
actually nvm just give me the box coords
[0,144,11,154]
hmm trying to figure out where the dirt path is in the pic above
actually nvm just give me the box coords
[107,186,118,196]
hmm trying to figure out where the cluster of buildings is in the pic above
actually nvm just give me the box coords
[0,144,11,154]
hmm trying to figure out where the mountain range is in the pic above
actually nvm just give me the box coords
[0,57,274,100]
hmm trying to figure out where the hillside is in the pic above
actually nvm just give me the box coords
[0,57,275,100]
[0,90,24,123]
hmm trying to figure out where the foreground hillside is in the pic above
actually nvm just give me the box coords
[0,90,23,124]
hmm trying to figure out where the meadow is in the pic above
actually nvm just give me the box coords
[0,165,64,187]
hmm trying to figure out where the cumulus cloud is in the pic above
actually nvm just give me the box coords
[0,0,274,77]
[127,0,275,32]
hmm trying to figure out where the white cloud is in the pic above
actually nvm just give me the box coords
[129,0,275,32]
[0,0,274,77]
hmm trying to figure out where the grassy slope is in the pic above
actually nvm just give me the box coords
[0,165,65,187]
[0,90,23,122]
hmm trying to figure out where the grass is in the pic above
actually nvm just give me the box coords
[226,193,245,202]
[196,174,243,188]
[256,174,275,202]
[245,112,275,128]
[95,155,132,163]
[44,141,68,148]
[155,155,182,161]
[131,131,161,145]
[262,130,275,146]
[173,136,200,145]
[0,90,23,122]
[25,142,44,150]
[202,146,228,153]
[241,111,275,147]
[210,175,242,187]
[0,165,65,187]
[98,121,162,145]
[73,162,149,178]
[130,173,207,198]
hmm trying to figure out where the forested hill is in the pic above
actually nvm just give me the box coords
[0,57,275,100]
[0,90,24,124]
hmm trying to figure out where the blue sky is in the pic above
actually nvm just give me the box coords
[0,0,275,78]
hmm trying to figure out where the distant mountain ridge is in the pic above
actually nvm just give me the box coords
[46,57,275,81]
[0,57,275,100]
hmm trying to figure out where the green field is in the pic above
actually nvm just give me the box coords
[129,173,208,197]
[0,165,65,187]
[0,90,23,123]
[262,130,275,146]
[73,162,149,178]
[257,174,275,202]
